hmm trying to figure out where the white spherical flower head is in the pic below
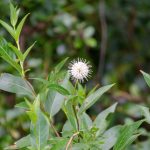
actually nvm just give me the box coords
[69,58,92,82]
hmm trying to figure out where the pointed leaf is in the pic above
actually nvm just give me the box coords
[139,105,150,124]
[99,126,121,150]
[8,43,23,61]
[140,70,150,87]
[30,77,48,84]
[113,120,144,150]
[30,97,49,149]
[93,103,118,136]
[80,112,92,130]
[63,100,78,131]
[54,57,69,73]
[15,101,29,109]
[0,73,35,97]
[48,137,68,150]
[62,120,75,137]
[0,38,22,74]
[23,42,36,61]
[31,77,70,95]
[15,13,29,41]
[0,20,15,38]
[15,135,31,148]
[45,74,70,117]
[10,3,20,27]
[0,37,15,58]
[78,84,115,114]
[48,84,70,95]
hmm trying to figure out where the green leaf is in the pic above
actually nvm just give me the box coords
[139,105,150,124]
[48,84,70,95]
[15,135,31,148]
[62,120,75,137]
[15,13,30,41]
[15,101,29,109]
[78,84,115,114]
[72,143,89,150]
[4,145,17,150]
[30,77,48,84]
[99,126,121,150]
[31,77,70,95]
[10,3,20,27]
[140,70,150,87]
[54,57,69,73]
[63,100,78,131]
[87,84,99,97]
[45,74,70,117]
[0,20,15,39]
[27,110,37,125]
[8,43,23,61]
[80,112,92,130]
[0,73,35,98]
[0,37,15,58]
[30,96,49,149]
[23,42,36,61]
[130,139,150,150]
[93,103,118,136]
[48,137,68,150]
[123,134,141,149]
[0,37,22,74]
[113,120,144,150]
[77,83,86,104]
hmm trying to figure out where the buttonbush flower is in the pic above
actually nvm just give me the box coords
[68,58,92,82]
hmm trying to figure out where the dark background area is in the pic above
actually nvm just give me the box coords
[0,0,150,147]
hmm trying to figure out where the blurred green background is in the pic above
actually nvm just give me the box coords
[0,0,150,147]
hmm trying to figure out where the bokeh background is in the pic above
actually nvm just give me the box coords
[0,0,150,147]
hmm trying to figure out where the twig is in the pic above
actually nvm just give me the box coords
[40,103,60,137]
[97,0,107,82]
[73,81,80,133]
[65,132,79,150]
[49,118,60,137]
[73,105,80,133]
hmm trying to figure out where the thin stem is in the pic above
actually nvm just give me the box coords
[74,80,78,89]
[40,103,60,137]
[97,0,107,83]
[73,80,80,140]
[73,105,80,132]
[16,40,25,77]
[49,118,60,137]
[65,132,79,150]
[26,80,37,98]
[16,40,20,51]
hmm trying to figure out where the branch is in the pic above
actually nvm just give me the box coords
[49,118,60,137]
[97,0,107,82]
[65,132,79,150]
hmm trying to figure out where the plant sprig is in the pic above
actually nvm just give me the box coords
[0,3,34,77]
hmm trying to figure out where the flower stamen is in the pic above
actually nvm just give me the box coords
[68,58,92,83]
